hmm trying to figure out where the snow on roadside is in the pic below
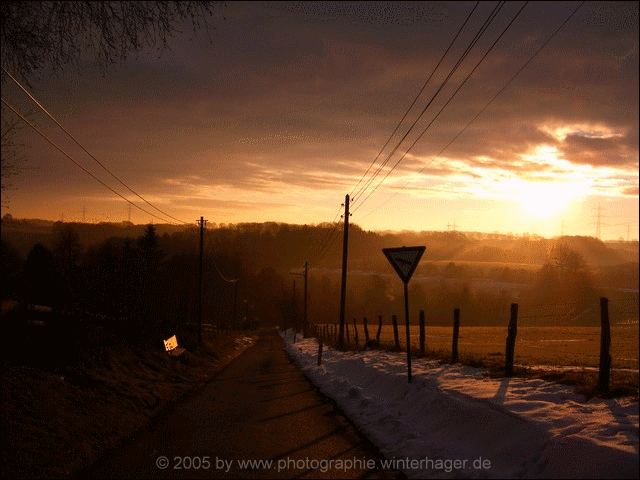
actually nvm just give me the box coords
[281,332,639,479]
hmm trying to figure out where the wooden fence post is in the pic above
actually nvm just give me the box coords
[599,297,611,393]
[317,336,323,366]
[505,303,518,376]
[419,310,426,355]
[392,314,400,350]
[376,315,382,345]
[451,308,460,363]
[363,317,370,344]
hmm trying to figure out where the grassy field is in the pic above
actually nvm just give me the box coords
[326,324,639,370]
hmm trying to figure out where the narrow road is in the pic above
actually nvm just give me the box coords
[85,330,393,479]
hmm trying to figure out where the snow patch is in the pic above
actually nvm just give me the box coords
[282,332,639,478]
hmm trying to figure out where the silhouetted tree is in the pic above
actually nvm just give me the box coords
[1,1,223,82]
[22,243,62,306]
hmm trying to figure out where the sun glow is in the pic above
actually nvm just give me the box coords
[511,180,589,219]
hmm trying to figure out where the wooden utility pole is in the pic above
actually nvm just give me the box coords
[289,262,309,335]
[303,261,308,337]
[292,279,297,332]
[197,216,207,347]
[338,194,350,348]
[232,280,238,330]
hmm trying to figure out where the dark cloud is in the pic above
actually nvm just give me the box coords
[6,0,639,216]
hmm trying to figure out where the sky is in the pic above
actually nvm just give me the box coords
[2,1,639,239]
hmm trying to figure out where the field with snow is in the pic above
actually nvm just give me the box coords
[283,331,639,478]
[326,324,639,370]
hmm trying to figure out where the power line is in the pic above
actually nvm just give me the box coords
[357,1,583,219]
[351,1,506,206]
[307,207,342,261]
[1,97,177,224]
[353,1,529,213]
[1,66,188,225]
[211,255,239,283]
[347,1,480,200]
[316,222,342,264]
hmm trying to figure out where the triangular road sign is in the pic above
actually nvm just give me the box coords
[382,246,426,283]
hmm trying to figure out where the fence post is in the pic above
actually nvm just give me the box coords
[353,319,359,348]
[363,317,370,344]
[345,320,350,344]
[598,297,611,393]
[392,314,400,350]
[376,315,382,345]
[317,336,323,366]
[451,308,460,363]
[505,303,518,376]
[419,310,426,356]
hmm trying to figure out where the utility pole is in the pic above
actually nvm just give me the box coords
[197,216,207,347]
[82,206,86,223]
[292,279,297,332]
[232,280,238,330]
[289,262,309,337]
[338,194,350,348]
[303,260,308,337]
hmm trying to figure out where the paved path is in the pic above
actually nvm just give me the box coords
[85,330,394,479]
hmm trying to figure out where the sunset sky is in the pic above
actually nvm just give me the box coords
[2,1,638,239]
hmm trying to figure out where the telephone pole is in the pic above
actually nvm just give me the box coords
[338,194,350,348]
[303,260,308,337]
[292,279,297,331]
[232,280,238,329]
[290,262,309,336]
[197,216,207,347]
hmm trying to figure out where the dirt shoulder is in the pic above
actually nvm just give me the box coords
[1,331,256,478]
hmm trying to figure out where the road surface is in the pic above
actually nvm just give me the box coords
[85,330,394,479]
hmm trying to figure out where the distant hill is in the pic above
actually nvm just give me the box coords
[1,216,637,269]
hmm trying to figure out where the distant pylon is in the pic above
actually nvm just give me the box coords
[595,204,602,239]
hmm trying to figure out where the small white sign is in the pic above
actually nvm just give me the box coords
[164,335,179,351]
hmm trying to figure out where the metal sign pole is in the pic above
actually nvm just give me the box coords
[382,245,425,384]
[404,281,412,383]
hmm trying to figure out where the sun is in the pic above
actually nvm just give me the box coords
[515,181,586,219]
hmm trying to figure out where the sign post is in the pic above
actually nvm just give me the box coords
[382,246,426,383]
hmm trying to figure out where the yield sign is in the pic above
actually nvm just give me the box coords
[383,246,426,283]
